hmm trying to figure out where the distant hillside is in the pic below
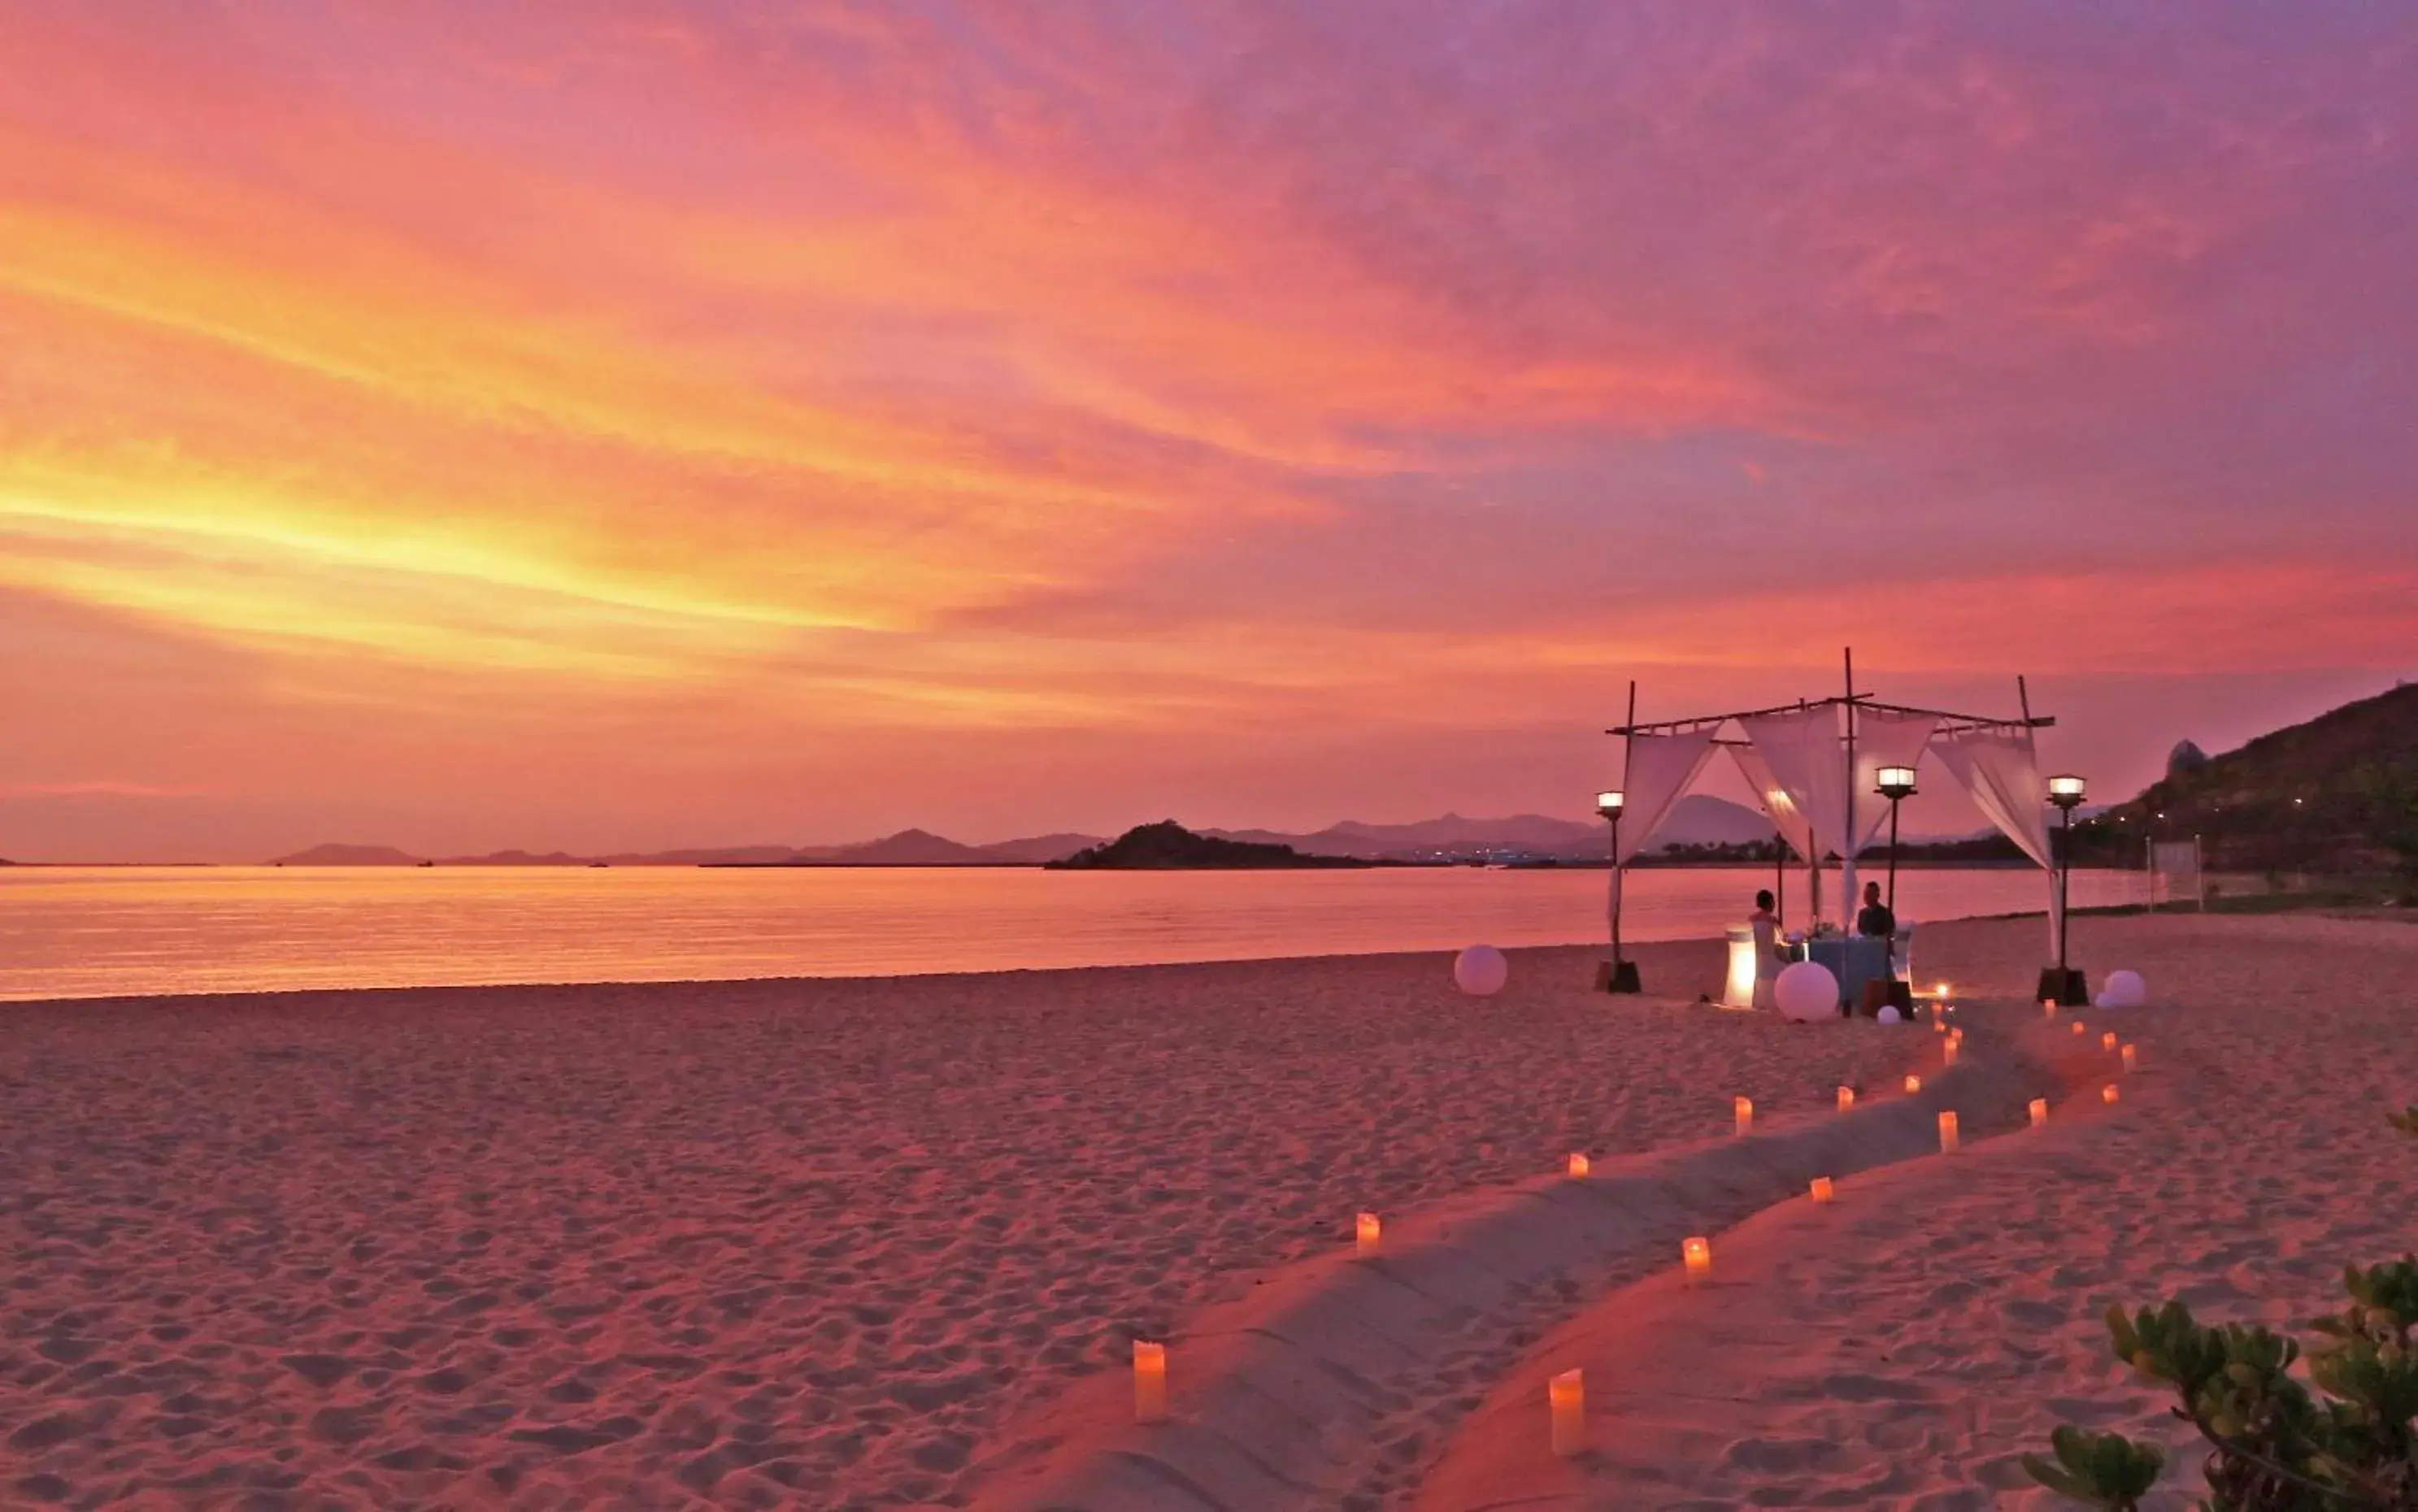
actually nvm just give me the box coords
[973,832,1105,864]
[2077,681,2418,871]
[1048,820,1373,870]
[271,843,423,866]
[1204,798,1770,861]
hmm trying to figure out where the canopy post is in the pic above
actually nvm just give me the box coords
[1840,648,1858,935]
[1599,681,1642,993]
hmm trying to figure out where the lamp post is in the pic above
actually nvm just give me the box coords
[1874,764,1917,1015]
[2046,773,2088,1006]
[1597,789,1639,993]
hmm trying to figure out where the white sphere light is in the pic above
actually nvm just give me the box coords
[1877,1004,1903,1025]
[1454,945,1510,997]
[2096,969,2147,1008]
[1773,960,1838,1022]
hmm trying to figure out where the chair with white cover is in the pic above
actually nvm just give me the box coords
[1724,920,1784,1009]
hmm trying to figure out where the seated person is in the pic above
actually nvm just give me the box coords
[1855,880,1896,939]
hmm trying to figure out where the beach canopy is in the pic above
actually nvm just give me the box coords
[1611,670,2062,955]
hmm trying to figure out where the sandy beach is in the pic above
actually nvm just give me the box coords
[2,913,2411,1508]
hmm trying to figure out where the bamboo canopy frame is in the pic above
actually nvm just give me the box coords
[1599,655,2059,988]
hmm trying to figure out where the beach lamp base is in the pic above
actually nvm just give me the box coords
[1594,959,1642,994]
[2037,967,2089,1007]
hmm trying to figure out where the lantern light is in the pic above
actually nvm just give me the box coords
[1810,1176,1833,1204]
[1682,1236,1711,1284]
[2103,1084,2120,1104]
[1568,1151,1590,1178]
[1550,1370,1586,1457]
[1875,765,1918,801]
[2048,774,2088,810]
[1938,1110,1959,1152]
[1943,1038,1959,1066]
[2029,1097,2049,1127]
[1837,1085,1855,1113]
[1356,1212,1381,1257]
[1733,1097,1753,1136]
[2121,1043,2137,1072]
[2071,1021,2086,1035]
[1595,789,1624,816]
[2103,1032,2118,1052]
[1904,1074,1921,1093]
[1133,1340,1168,1423]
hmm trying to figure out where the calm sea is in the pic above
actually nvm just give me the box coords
[0,863,2148,1002]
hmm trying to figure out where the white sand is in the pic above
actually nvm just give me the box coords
[4,915,2403,1510]
[0,936,1914,1509]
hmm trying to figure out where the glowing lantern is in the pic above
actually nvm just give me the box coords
[2043,1000,2058,1019]
[2071,1021,2086,1036]
[1837,1085,1855,1113]
[2121,1043,2137,1072]
[2103,1032,2117,1052]
[2029,1097,2049,1127]
[1682,1235,1711,1283]
[1568,1151,1590,1178]
[1550,1369,1585,1457]
[1133,1340,1168,1423]
[1733,1097,1753,1136]
[1356,1212,1381,1257]
[1904,1074,1921,1093]
[1933,1019,1946,1035]
[2103,1084,2120,1104]
[1943,1038,1959,1066]
[1810,1176,1833,1204]
[1938,1110,1959,1152]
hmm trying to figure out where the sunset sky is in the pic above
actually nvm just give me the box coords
[4,2,2413,861]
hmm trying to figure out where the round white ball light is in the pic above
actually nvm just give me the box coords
[1877,1004,1903,1024]
[1773,960,1838,1022]
[1454,945,1509,997]
[2095,969,2146,1008]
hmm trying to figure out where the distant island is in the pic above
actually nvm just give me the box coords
[1046,821,1377,870]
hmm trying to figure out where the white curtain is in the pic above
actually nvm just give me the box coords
[1932,727,2060,958]
[1616,731,1720,862]
[1847,709,1941,856]
[1606,729,1718,945]
[1740,707,1849,923]
[1727,743,1816,862]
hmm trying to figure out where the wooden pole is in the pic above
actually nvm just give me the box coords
[1841,648,1857,936]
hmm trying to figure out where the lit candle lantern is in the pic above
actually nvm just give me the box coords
[1568,1151,1590,1178]
[1837,1085,1855,1113]
[2029,1097,2049,1127]
[1133,1340,1168,1423]
[1933,1019,1946,1035]
[1938,1110,1959,1152]
[1733,1097,1754,1136]
[1810,1176,1833,1204]
[1904,1074,1921,1093]
[1356,1212,1381,1257]
[2103,1032,2117,1052]
[2071,1021,2086,1036]
[2043,1000,2058,1018]
[1943,1038,1959,1066]
[2121,1044,2137,1072]
[2103,1084,2120,1104]
[1550,1369,1585,1457]
[1682,1235,1711,1283]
